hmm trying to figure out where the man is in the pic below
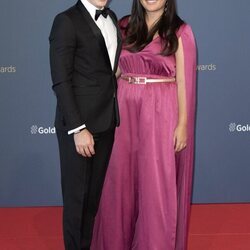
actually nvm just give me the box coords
[49,0,121,249]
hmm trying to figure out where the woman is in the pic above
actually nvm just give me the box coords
[92,0,196,249]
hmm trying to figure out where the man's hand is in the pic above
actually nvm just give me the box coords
[74,129,95,157]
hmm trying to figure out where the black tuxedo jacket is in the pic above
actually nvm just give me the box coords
[49,1,121,133]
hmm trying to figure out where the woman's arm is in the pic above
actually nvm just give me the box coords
[116,66,122,78]
[174,36,188,152]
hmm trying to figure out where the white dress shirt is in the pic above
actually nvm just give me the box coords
[68,0,118,135]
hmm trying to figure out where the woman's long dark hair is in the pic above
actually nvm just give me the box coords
[122,0,184,56]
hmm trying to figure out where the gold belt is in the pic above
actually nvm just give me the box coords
[121,75,176,84]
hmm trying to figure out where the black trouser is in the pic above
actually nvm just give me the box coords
[57,127,115,250]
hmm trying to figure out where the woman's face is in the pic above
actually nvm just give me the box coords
[139,0,167,14]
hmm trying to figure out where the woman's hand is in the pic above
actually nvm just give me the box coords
[173,124,187,152]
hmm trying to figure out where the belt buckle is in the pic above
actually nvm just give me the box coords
[129,77,147,84]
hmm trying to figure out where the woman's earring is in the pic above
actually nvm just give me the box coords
[164,1,169,14]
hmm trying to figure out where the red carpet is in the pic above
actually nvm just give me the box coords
[188,204,250,250]
[0,204,249,250]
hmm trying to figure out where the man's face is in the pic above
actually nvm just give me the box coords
[87,0,108,9]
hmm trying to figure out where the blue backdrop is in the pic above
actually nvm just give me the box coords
[0,0,250,207]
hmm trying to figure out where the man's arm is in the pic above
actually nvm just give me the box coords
[49,14,95,157]
[49,13,83,130]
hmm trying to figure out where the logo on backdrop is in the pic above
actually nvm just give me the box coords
[229,123,250,133]
[197,64,217,71]
[31,125,56,135]
[0,66,16,73]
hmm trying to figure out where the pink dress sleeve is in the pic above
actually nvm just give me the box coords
[175,24,197,249]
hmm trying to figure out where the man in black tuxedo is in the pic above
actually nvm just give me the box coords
[49,0,121,249]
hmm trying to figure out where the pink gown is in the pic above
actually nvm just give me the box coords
[92,19,197,250]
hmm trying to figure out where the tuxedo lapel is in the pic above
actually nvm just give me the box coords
[108,11,122,73]
[76,1,112,70]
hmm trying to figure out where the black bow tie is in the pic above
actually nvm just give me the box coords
[95,7,110,21]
